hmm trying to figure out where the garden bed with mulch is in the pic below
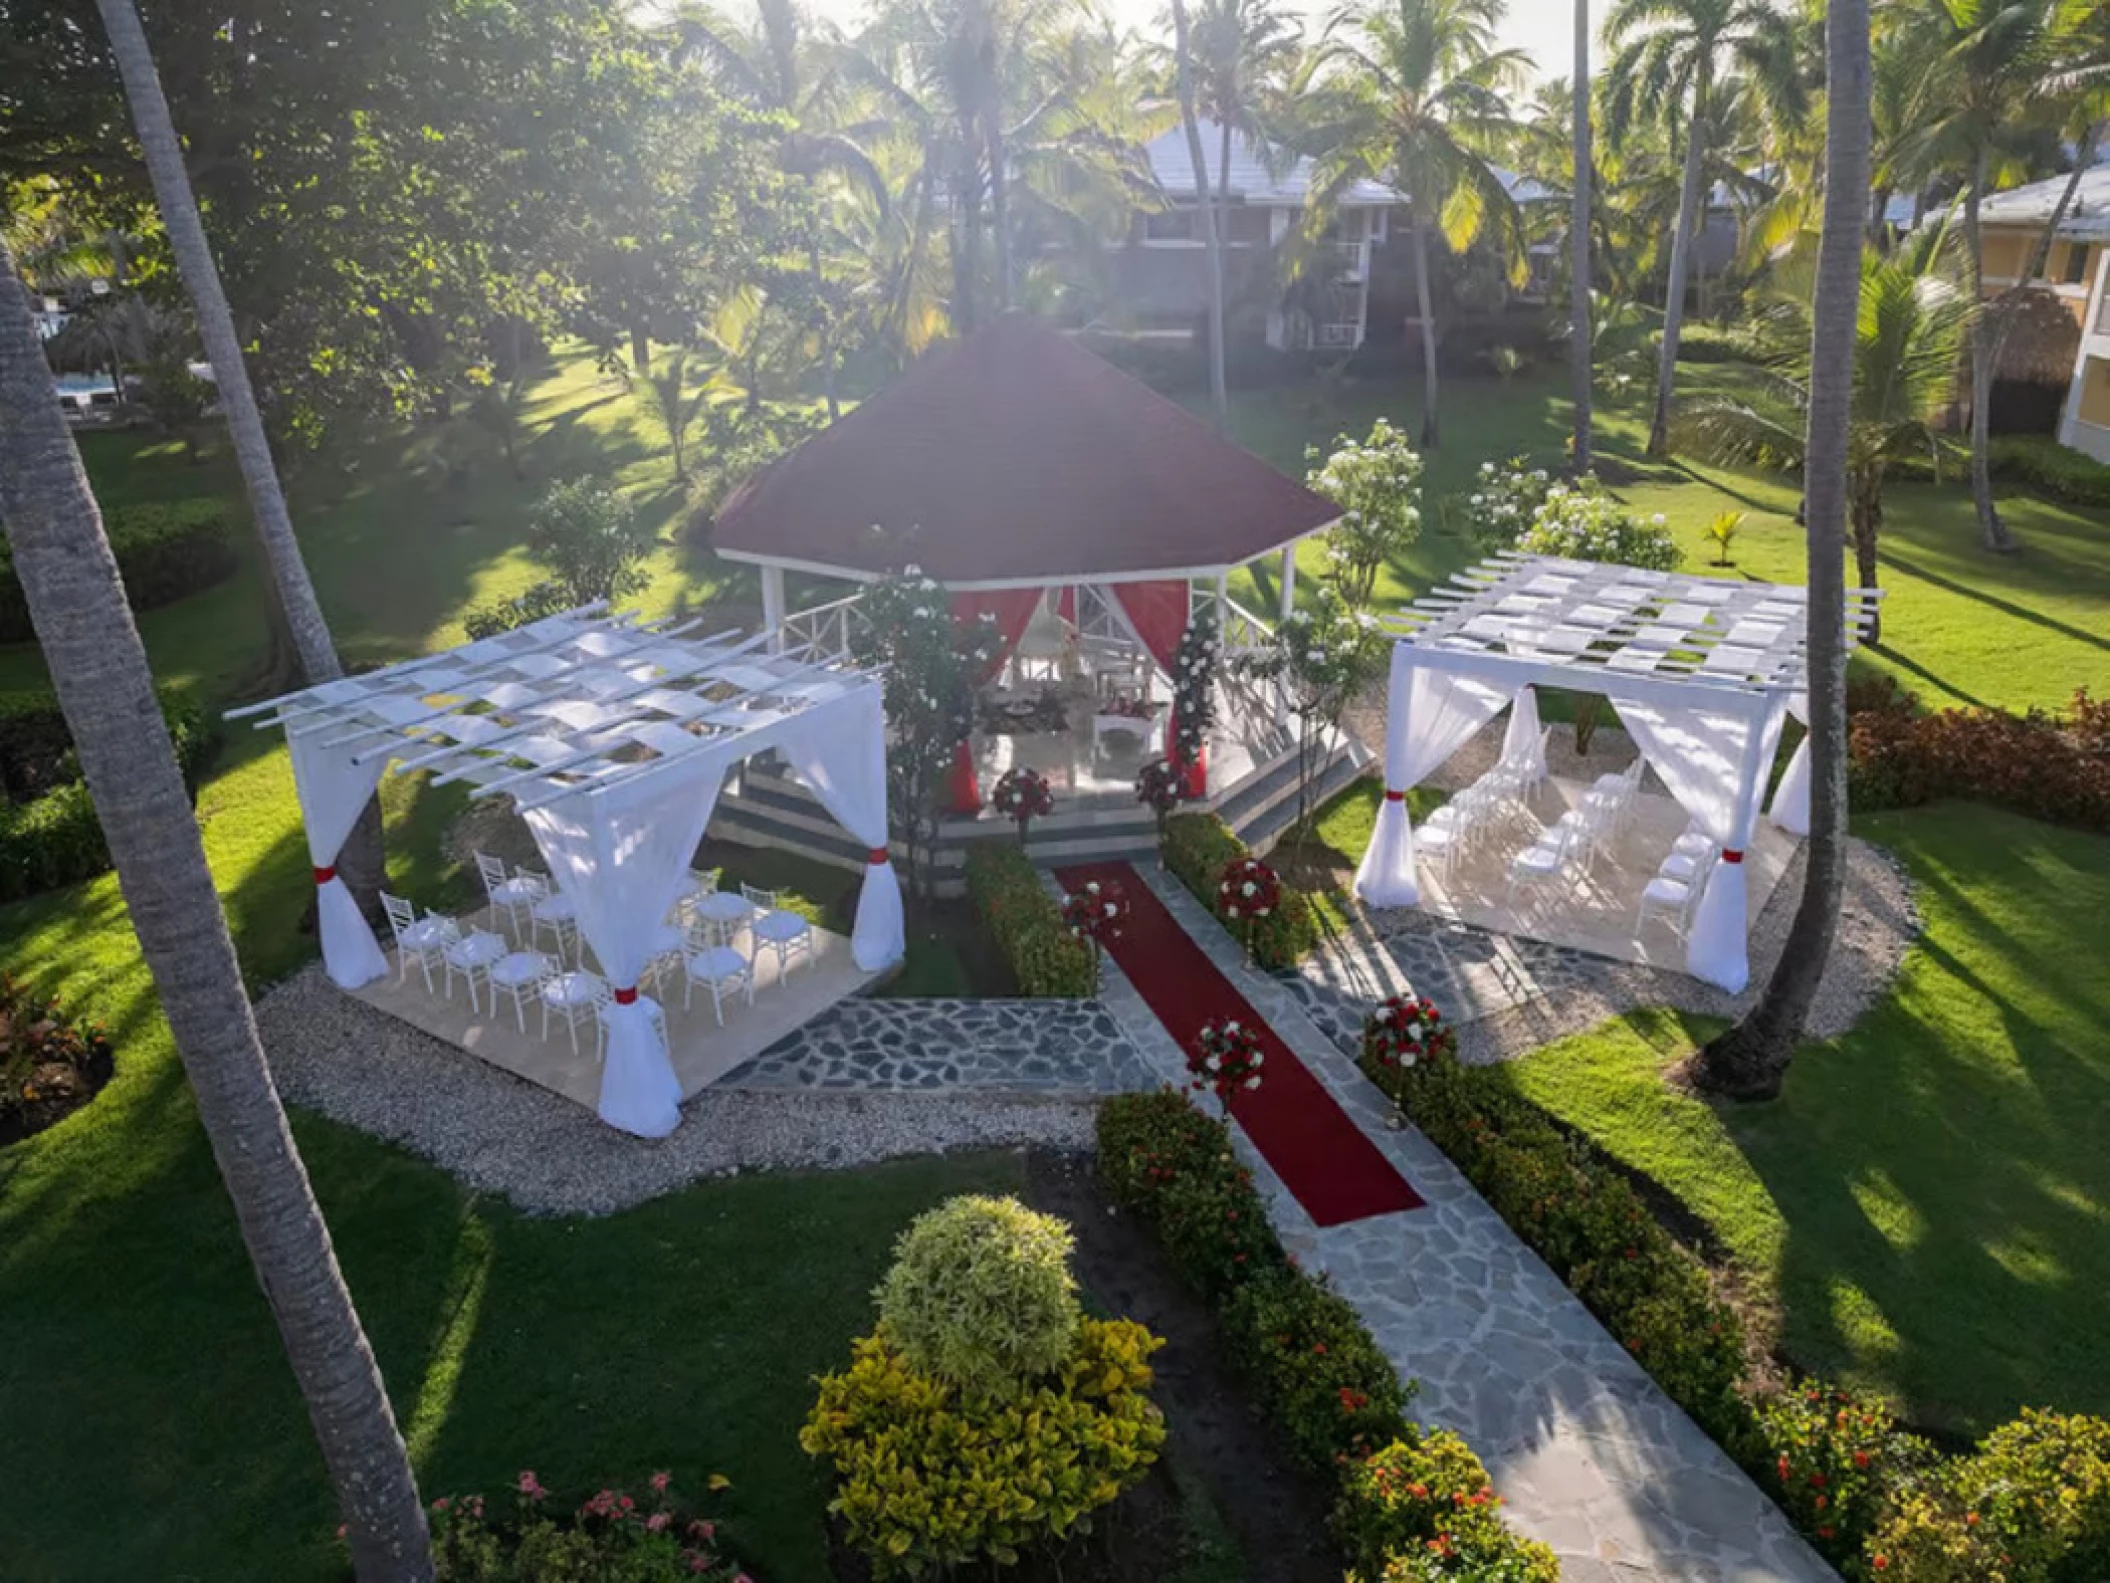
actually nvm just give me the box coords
[0,978,115,1148]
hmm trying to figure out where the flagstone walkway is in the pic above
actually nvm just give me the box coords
[1100,867,1835,1583]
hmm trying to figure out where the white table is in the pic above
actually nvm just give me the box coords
[1092,711,1163,752]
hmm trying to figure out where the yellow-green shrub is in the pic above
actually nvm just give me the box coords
[964,844,1095,995]
[800,1320,1168,1579]
[875,1195,1081,1399]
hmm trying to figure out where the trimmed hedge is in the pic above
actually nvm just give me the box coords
[1849,683,2110,834]
[963,844,1095,996]
[1379,1042,2110,1580]
[0,688,215,903]
[1162,812,1321,970]
[1097,1090,1556,1578]
[1892,433,2110,509]
[0,498,237,642]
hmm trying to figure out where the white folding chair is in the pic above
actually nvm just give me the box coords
[641,922,686,995]
[441,928,508,1014]
[1414,809,1463,889]
[487,949,552,1033]
[1637,873,1698,940]
[540,969,609,1056]
[474,853,545,941]
[743,884,815,980]
[682,939,755,1024]
[527,880,579,966]
[381,891,455,992]
[1505,818,1582,913]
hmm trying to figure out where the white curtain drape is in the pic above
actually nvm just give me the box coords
[775,684,904,970]
[1768,692,1811,835]
[1610,695,1787,992]
[523,767,730,1139]
[1502,685,1548,783]
[287,721,396,989]
[1355,652,1513,907]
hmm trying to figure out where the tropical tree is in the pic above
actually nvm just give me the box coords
[1602,0,1806,455]
[1296,0,1528,448]
[631,345,714,483]
[1898,0,2089,551]
[1679,226,1973,645]
[1571,0,1594,469]
[1169,0,1231,425]
[0,237,433,1580]
[1690,0,1868,1099]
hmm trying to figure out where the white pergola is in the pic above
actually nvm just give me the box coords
[1357,553,1879,992]
[232,607,900,1138]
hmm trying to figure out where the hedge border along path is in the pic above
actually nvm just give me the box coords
[1091,863,1838,1582]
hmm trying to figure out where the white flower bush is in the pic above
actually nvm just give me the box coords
[1305,417,1425,607]
[1463,456,1556,549]
[1518,485,1682,572]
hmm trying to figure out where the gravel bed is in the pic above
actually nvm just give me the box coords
[253,968,1097,1218]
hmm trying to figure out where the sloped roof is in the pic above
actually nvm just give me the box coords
[1962,162,2110,241]
[711,316,1341,586]
[1143,119,1401,206]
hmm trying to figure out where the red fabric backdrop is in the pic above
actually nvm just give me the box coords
[947,588,1046,812]
[1111,581,1207,795]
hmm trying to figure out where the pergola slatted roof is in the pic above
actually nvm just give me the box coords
[228,607,880,813]
[1383,553,1880,702]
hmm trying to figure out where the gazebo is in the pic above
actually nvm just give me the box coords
[1358,554,1879,992]
[234,608,899,1138]
[712,315,1344,817]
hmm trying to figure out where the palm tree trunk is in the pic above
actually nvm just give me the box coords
[987,116,1012,314]
[0,241,433,1581]
[1570,0,1594,471]
[1411,214,1440,448]
[1648,72,1711,458]
[92,0,385,910]
[1962,147,2014,551]
[953,121,983,334]
[1868,184,1891,245]
[1850,484,1883,645]
[630,325,652,375]
[1170,0,1229,429]
[1691,0,1867,1099]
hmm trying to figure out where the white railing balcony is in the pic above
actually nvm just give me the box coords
[778,591,868,660]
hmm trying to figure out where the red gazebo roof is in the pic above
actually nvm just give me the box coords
[711,316,1340,587]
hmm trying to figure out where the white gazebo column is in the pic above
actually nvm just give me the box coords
[760,564,787,654]
[1278,545,1298,619]
[1683,698,1787,994]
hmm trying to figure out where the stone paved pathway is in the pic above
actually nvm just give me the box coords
[720,997,1156,1095]
[1099,866,1836,1583]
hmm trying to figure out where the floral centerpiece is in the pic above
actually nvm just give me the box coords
[1217,854,1280,959]
[1061,877,1129,970]
[990,765,1055,846]
[1171,607,1218,797]
[1100,694,1160,720]
[1187,1016,1265,1107]
[1135,757,1184,852]
[1359,995,1458,1123]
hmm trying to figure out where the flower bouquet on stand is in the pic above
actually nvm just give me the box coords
[1216,855,1281,963]
[1061,877,1130,979]
[1186,1016,1266,1119]
[1359,994,1457,1128]
[1135,758,1183,862]
[990,765,1055,847]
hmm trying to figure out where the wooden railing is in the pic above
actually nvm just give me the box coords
[778,592,868,660]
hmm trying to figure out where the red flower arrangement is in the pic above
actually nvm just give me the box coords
[1061,877,1129,952]
[1187,1016,1266,1102]
[1101,695,1161,720]
[1217,855,1281,922]
[1361,995,1455,1073]
[990,765,1055,844]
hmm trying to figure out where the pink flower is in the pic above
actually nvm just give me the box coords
[650,1470,672,1494]
[517,1470,547,1501]
[647,1512,672,1532]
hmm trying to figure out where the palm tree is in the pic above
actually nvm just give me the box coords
[1170,0,1231,425]
[0,240,433,1580]
[1689,0,1869,1100]
[1900,0,2088,552]
[90,0,385,905]
[1296,0,1528,448]
[631,345,713,483]
[1680,226,1973,645]
[1572,0,1594,469]
[1602,0,1805,455]
[1188,0,1302,219]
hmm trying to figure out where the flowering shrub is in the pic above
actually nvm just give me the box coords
[0,974,115,1143]
[1097,1087,1283,1294]
[416,1471,750,1581]
[1359,995,1458,1105]
[1162,813,1320,968]
[989,765,1054,843]
[1306,417,1426,606]
[1136,757,1183,814]
[1516,482,1682,572]
[1171,605,1219,782]
[1060,876,1129,952]
[1849,685,2110,834]
[1187,1016,1266,1101]
[964,845,1095,996]
[1463,457,1556,550]
[1865,1410,2110,1582]
[1335,1434,1559,1582]
[1220,1271,1416,1474]
[876,1196,1082,1399]
[1754,1380,1935,1567]
[1217,855,1282,923]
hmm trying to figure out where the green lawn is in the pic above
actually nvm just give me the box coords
[1212,366,2110,714]
[1496,803,2110,1440]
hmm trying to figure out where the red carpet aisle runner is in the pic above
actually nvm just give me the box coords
[1058,861,1423,1227]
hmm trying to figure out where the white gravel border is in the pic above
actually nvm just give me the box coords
[254,969,1095,1217]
